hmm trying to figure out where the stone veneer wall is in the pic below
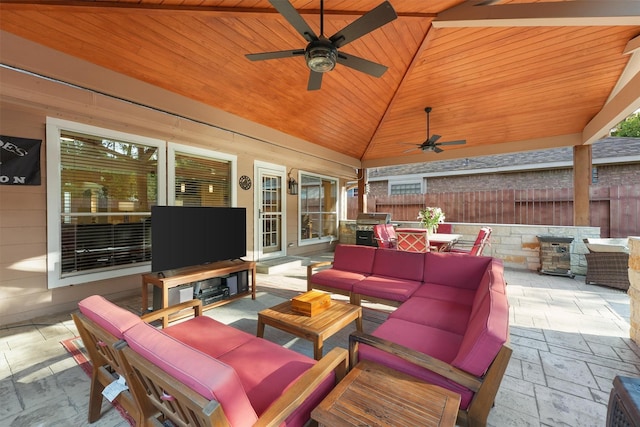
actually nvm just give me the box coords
[630,237,639,345]
[339,221,600,275]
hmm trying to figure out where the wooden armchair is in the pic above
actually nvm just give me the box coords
[115,343,348,427]
[349,331,512,427]
[71,299,202,425]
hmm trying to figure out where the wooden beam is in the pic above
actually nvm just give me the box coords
[624,34,640,55]
[433,1,640,28]
[607,36,640,105]
[0,1,435,19]
[361,133,583,168]
[583,70,640,144]
[360,22,435,161]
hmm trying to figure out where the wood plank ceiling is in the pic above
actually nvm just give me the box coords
[1,0,639,168]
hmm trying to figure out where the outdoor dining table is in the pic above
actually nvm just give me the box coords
[396,228,462,252]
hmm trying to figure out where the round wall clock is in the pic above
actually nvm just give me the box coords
[239,175,252,190]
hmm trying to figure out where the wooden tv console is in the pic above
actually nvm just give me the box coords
[141,259,256,326]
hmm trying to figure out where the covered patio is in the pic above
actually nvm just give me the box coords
[1,260,637,426]
[1,2,639,425]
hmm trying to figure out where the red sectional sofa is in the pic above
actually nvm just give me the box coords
[73,295,348,427]
[307,244,511,427]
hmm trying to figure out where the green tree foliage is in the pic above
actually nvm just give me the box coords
[611,112,640,137]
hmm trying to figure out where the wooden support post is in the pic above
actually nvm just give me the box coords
[573,145,592,227]
[357,168,368,213]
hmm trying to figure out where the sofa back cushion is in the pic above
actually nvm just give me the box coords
[78,295,141,339]
[423,252,493,290]
[452,288,509,376]
[332,244,377,274]
[124,322,258,427]
[372,248,425,282]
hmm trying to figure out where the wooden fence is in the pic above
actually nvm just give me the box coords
[347,185,640,238]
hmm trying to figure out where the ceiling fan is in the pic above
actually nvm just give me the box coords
[403,107,467,153]
[245,0,397,91]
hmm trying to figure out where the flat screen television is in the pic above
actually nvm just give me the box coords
[151,206,247,273]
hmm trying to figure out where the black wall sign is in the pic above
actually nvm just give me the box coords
[0,135,42,185]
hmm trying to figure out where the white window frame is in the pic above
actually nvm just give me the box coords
[167,142,238,207]
[298,171,339,246]
[46,118,166,289]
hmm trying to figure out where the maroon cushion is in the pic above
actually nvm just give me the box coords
[371,248,425,281]
[166,316,333,426]
[216,337,333,424]
[123,322,258,427]
[452,289,509,376]
[332,244,376,274]
[369,318,462,365]
[78,295,141,339]
[412,283,477,306]
[423,252,492,289]
[353,276,421,303]
[164,316,255,358]
[358,318,474,409]
[311,269,367,292]
[390,296,472,336]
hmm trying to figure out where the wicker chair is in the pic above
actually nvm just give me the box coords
[583,238,630,291]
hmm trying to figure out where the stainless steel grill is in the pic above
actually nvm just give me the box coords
[355,213,391,246]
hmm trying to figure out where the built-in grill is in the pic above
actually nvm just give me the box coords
[355,212,391,246]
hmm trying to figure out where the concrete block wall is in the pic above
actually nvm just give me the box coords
[338,220,600,275]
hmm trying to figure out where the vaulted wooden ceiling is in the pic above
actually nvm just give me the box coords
[1,0,639,168]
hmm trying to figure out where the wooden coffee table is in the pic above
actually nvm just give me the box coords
[257,299,362,360]
[311,360,461,427]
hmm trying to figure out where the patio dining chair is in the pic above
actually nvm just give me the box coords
[373,224,397,249]
[449,227,492,256]
[396,228,431,253]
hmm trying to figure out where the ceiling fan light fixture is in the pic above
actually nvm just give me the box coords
[305,40,337,73]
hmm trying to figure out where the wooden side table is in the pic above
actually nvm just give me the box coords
[312,360,460,427]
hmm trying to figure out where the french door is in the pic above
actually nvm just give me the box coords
[255,162,286,260]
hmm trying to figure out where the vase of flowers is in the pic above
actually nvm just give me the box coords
[418,207,445,235]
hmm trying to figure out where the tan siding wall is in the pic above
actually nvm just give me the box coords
[0,69,355,325]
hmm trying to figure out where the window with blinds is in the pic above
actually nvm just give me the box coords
[59,130,158,274]
[174,152,231,207]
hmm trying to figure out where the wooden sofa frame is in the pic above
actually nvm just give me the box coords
[115,342,348,427]
[349,331,512,427]
[74,298,349,427]
[71,299,202,424]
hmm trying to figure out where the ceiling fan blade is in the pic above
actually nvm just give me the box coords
[329,1,397,49]
[437,140,467,146]
[270,0,317,42]
[336,53,387,77]
[307,71,323,91]
[246,49,305,61]
[433,146,444,153]
[403,146,421,153]
[428,134,441,145]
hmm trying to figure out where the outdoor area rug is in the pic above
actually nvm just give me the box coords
[60,336,136,426]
